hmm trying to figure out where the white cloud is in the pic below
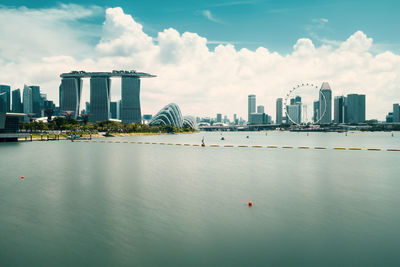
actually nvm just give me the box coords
[201,10,223,24]
[0,6,400,120]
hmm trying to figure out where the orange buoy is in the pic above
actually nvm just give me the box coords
[21,176,24,180]
[248,201,253,206]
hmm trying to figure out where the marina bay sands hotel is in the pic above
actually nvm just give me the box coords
[60,70,156,123]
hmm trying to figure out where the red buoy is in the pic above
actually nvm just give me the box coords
[21,176,24,180]
[248,201,253,206]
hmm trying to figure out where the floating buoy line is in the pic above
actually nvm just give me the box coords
[71,139,400,152]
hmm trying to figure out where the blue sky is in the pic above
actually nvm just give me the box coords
[3,0,400,54]
[1,1,400,119]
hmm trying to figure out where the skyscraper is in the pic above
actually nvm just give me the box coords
[23,85,33,114]
[121,77,141,123]
[0,85,11,112]
[248,95,256,123]
[12,89,23,113]
[85,102,90,114]
[60,77,82,118]
[257,105,264,114]
[319,82,332,124]
[287,104,301,124]
[345,94,365,123]
[393,104,400,123]
[313,101,319,123]
[90,77,111,122]
[30,86,41,117]
[276,98,282,124]
[0,92,7,113]
[334,96,345,123]
[216,113,222,123]
[233,114,237,125]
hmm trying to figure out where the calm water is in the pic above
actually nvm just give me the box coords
[1,131,400,266]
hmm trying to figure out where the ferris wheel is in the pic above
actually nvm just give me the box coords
[284,83,327,125]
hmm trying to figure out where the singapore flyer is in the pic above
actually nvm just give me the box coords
[284,83,327,125]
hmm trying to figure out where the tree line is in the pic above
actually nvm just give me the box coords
[20,117,195,134]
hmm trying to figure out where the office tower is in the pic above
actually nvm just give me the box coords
[60,77,82,118]
[386,112,393,123]
[12,89,23,113]
[90,77,111,122]
[216,113,222,123]
[257,105,264,114]
[85,102,90,114]
[319,82,332,124]
[23,85,33,114]
[0,92,7,112]
[44,100,56,110]
[393,104,400,123]
[276,98,282,124]
[249,113,266,124]
[0,85,11,112]
[233,114,238,125]
[121,77,141,123]
[313,101,319,123]
[345,94,366,123]
[248,95,256,123]
[334,96,345,123]
[287,105,301,124]
[30,86,41,117]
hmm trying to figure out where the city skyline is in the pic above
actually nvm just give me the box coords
[1,2,400,120]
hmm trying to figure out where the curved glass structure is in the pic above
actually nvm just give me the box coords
[150,103,183,128]
[183,116,197,129]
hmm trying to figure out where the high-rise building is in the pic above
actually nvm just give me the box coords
[393,104,400,123]
[121,77,141,123]
[0,85,11,112]
[110,101,117,119]
[386,112,394,123]
[12,89,23,113]
[0,92,7,113]
[216,113,222,123]
[257,105,264,114]
[345,94,365,123]
[233,114,238,125]
[276,98,282,124]
[90,77,111,122]
[319,82,332,124]
[313,101,319,123]
[23,85,33,114]
[334,96,345,123]
[248,95,256,123]
[287,104,301,124]
[85,102,90,114]
[44,100,56,110]
[30,86,41,117]
[60,77,82,118]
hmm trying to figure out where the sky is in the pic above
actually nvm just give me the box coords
[1,0,400,120]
